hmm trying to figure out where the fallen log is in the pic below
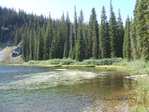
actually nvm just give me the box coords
[125,74,148,80]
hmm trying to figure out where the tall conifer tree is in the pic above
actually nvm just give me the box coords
[69,24,74,58]
[63,12,70,58]
[130,0,140,60]
[29,29,34,60]
[88,8,99,59]
[137,0,149,61]
[117,9,124,57]
[109,1,117,58]
[74,6,78,46]
[99,6,110,58]
[14,30,20,46]
[123,16,131,61]
[44,17,53,60]
[75,10,85,61]
[37,29,44,60]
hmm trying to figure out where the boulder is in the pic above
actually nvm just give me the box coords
[12,42,22,57]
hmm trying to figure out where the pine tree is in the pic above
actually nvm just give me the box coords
[22,32,27,61]
[70,6,78,59]
[44,18,53,60]
[63,12,70,58]
[130,20,139,60]
[37,29,44,60]
[56,27,63,59]
[75,10,85,61]
[137,0,149,61]
[50,38,56,59]
[73,6,78,46]
[131,0,140,60]
[55,21,64,59]
[109,1,117,58]
[69,24,74,58]
[59,13,66,58]
[33,29,39,60]
[29,29,34,60]
[49,21,59,59]
[14,30,20,46]
[88,8,99,59]
[88,18,93,58]
[123,16,131,61]
[99,6,110,58]
[84,24,89,58]
[22,28,30,61]
[117,9,124,57]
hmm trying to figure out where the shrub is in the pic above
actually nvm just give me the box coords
[59,58,76,65]
[48,59,61,65]
[113,59,128,66]
[76,58,124,65]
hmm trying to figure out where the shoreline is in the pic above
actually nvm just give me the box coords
[21,63,126,71]
[3,59,149,78]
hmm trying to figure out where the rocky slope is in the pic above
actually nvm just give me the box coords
[0,42,24,63]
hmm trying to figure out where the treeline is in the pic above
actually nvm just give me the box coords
[0,0,148,62]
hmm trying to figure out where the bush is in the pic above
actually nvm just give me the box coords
[28,60,43,64]
[27,60,48,65]
[59,58,76,65]
[113,59,128,66]
[48,59,61,65]
[45,58,76,65]
[76,58,123,66]
[27,58,124,66]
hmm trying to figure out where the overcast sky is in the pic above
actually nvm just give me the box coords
[0,0,136,23]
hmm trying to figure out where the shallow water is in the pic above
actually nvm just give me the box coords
[0,65,135,112]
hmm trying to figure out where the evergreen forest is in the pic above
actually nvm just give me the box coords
[0,0,149,62]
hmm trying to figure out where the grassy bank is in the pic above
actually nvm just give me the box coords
[23,58,149,74]
[23,58,124,68]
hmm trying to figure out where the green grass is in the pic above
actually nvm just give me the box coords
[113,59,149,74]
[95,65,125,71]
[62,65,95,67]
[130,77,149,111]
[126,60,149,74]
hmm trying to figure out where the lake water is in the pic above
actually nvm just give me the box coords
[0,65,136,112]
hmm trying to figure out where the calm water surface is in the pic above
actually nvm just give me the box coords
[0,65,136,112]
